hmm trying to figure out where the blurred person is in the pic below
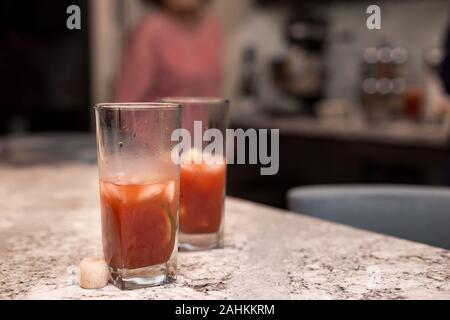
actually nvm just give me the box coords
[441,24,450,94]
[115,0,223,102]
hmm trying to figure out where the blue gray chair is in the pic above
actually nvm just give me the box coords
[287,185,450,249]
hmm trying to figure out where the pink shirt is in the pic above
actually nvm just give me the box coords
[115,11,223,102]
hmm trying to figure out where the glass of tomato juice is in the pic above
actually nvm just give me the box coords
[162,98,229,251]
[94,102,181,290]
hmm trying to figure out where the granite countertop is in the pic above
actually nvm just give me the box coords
[232,116,450,149]
[0,164,449,299]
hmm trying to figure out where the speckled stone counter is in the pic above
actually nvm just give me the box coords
[0,165,449,300]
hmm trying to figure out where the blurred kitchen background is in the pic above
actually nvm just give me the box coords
[1,0,450,209]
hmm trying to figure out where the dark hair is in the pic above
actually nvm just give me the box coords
[142,0,211,7]
[141,0,163,6]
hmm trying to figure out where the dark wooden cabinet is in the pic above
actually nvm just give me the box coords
[228,119,450,209]
[0,0,90,133]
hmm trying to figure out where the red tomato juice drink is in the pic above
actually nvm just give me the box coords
[179,149,226,251]
[100,178,178,289]
[100,179,178,268]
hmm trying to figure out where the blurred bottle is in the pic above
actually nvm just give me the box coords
[404,87,423,121]
[238,46,260,115]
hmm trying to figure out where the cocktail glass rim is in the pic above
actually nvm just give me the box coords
[160,97,229,105]
[94,102,181,110]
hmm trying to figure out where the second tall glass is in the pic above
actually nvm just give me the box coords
[163,98,229,251]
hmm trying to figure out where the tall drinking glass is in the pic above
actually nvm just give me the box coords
[94,103,180,290]
[162,98,229,251]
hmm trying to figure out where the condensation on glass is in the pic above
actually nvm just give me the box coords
[94,103,181,290]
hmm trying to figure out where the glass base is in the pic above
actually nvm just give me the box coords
[179,231,223,252]
[109,254,177,290]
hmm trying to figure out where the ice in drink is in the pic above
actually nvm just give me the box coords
[100,178,178,270]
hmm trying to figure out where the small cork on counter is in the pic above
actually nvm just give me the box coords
[79,257,109,289]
